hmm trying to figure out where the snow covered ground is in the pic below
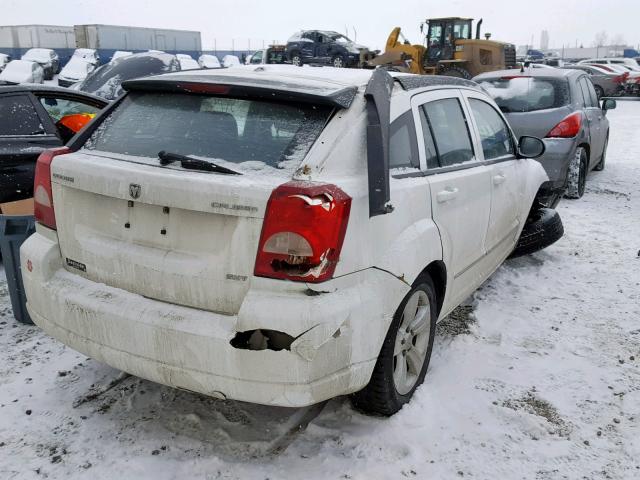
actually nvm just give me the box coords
[1,102,639,480]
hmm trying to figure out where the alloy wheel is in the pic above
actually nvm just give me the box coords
[393,290,431,395]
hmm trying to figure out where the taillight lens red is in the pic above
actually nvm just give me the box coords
[34,146,71,230]
[254,181,352,283]
[545,112,582,138]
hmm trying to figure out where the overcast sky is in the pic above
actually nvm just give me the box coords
[4,0,640,51]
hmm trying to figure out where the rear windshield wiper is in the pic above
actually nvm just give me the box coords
[158,151,242,175]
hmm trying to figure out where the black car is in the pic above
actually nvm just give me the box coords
[286,30,371,68]
[0,85,107,204]
[74,52,181,101]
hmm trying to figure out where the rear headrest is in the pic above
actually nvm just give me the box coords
[197,110,238,139]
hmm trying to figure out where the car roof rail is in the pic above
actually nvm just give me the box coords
[394,75,478,90]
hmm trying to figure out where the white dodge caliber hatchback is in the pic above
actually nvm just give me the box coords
[21,66,561,416]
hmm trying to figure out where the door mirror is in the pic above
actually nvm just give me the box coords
[517,136,545,159]
[602,98,617,112]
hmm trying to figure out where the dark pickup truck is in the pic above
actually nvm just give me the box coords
[0,85,107,203]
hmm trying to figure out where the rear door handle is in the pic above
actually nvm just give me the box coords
[493,174,506,185]
[436,187,459,203]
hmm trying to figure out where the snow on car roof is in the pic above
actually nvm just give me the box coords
[164,64,375,88]
[23,48,53,59]
[61,57,93,75]
[3,59,38,73]
[136,66,488,102]
[122,65,373,109]
[474,68,579,80]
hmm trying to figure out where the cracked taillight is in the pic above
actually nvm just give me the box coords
[254,181,351,283]
[34,147,71,230]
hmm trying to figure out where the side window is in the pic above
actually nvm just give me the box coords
[422,98,474,167]
[0,95,43,136]
[250,51,263,64]
[576,78,589,108]
[584,79,599,107]
[579,78,597,107]
[418,108,439,169]
[38,96,100,123]
[428,25,442,46]
[38,96,101,142]
[468,99,514,161]
[389,111,419,169]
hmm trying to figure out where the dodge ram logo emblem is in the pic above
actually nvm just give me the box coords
[129,184,141,199]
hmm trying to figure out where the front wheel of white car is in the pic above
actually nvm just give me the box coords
[351,275,437,416]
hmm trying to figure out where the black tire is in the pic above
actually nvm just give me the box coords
[332,55,345,68]
[594,85,604,100]
[351,275,437,416]
[441,65,472,79]
[509,207,564,258]
[290,52,302,67]
[594,134,608,171]
[564,147,587,199]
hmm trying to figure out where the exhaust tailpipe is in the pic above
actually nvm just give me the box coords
[475,18,483,40]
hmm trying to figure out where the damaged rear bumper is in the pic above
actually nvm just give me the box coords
[21,228,409,407]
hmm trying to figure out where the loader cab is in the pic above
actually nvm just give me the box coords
[425,18,473,65]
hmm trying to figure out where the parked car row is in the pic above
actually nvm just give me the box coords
[0,49,245,89]
[519,56,640,97]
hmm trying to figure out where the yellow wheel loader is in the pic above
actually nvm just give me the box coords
[368,17,516,78]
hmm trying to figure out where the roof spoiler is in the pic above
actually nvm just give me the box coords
[364,68,394,217]
[122,75,358,109]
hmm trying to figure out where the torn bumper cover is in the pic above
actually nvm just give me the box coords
[21,230,409,407]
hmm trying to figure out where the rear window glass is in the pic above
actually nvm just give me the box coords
[83,92,332,173]
[478,77,570,113]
